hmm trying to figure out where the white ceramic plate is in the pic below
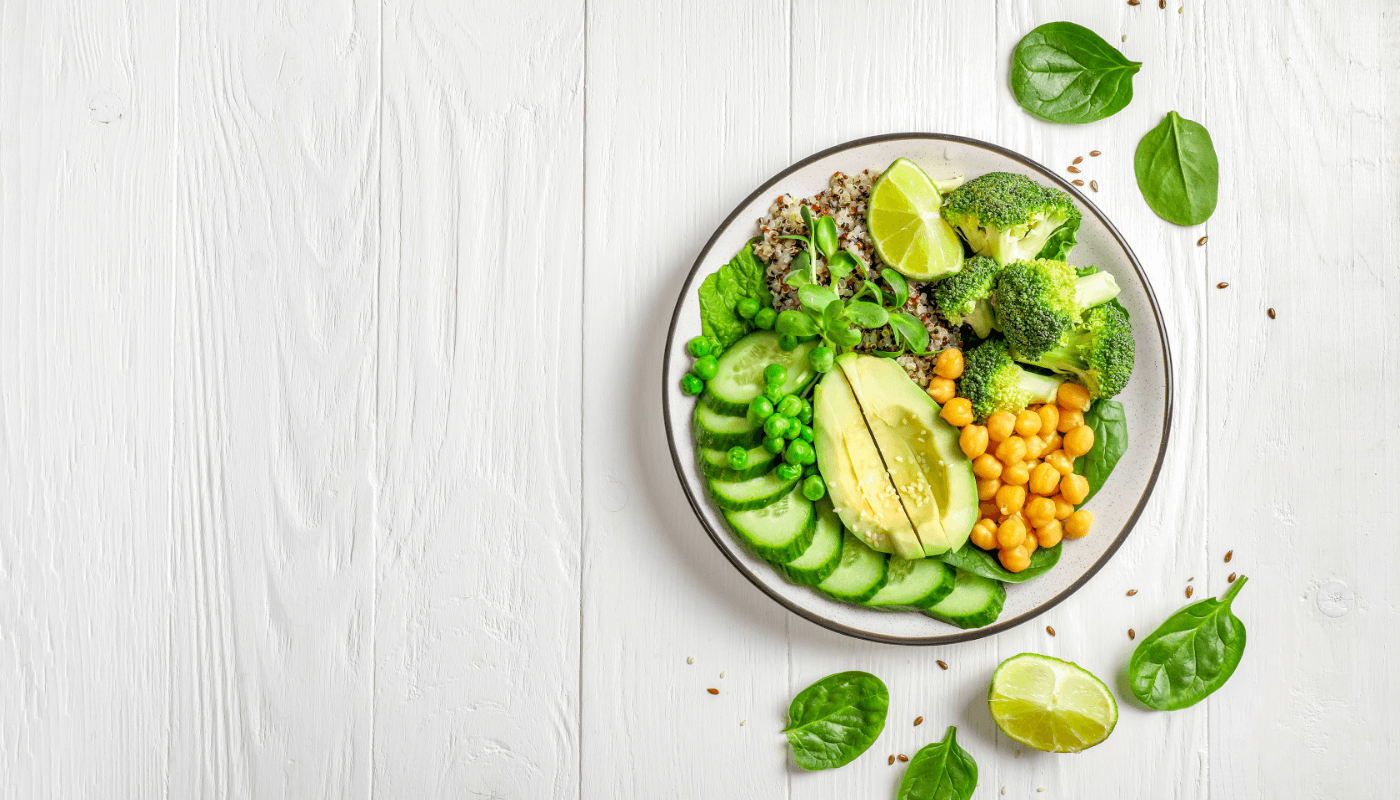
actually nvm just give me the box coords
[662,134,1173,645]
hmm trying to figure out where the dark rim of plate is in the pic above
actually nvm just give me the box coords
[661,132,1175,646]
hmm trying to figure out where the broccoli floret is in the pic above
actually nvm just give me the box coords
[1026,304,1135,399]
[933,256,1000,338]
[994,259,1121,361]
[941,172,1082,265]
[959,338,1067,421]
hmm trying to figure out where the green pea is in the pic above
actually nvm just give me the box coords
[763,364,788,386]
[809,346,835,373]
[777,395,801,418]
[763,414,789,439]
[692,355,719,381]
[753,308,777,330]
[801,474,827,501]
[736,298,761,319]
[762,436,786,455]
[727,446,749,470]
[686,336,712,358]
[803,463,819,477]
[788,439,815,466]
[797,403,813,425]
[681,374,704,396]
[782,420,801,440]
[762,383,784,403]
[800,424,814,442]
[784,444,804,466]
[778,334,799,352]
[747,396,774,424]
[777,463,802,482]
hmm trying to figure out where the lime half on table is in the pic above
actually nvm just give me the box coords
[988,653,1118,753]
[867,158,964,281]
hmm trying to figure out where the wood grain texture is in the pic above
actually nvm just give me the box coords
[374,0,583,796]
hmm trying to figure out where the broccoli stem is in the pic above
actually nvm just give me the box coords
[1019,370,1067,405]
[965,301,997,339]
[1074,271,1121,311]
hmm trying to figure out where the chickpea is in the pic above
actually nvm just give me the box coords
[934,348,965,380]
[972,454,1003,480]
[940,397,974,427]
[995,435,1027,466]
[970,519,998,550]
[1044,449,1074,476]
[999,545,1031,573]
[996,516,1028,549]
[1036,519,1064,547]
[1064,424,1096,458]
[979,501,1001,520]
[1002,461,1030,487]
[1023,434,1047,460]
[1060,473,1090,505]
[986,411,1016,443]
[1041,430,1062,453]
[1013,410,1042,438]
[1037,404,1060,434]
[1057,383,1091,412]
[995,484,1027,515]
[1025,496,1056,527]
[1065,510,1094,539]
[1023,533,1039,555]
[1052,494,1075,521]
[1057,408,1084,433]
[960,425,989,459]
[1029,462,1061,496]
[927,377,956,405]
[977,477,1002,501]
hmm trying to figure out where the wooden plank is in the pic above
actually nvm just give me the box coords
[580,3,791,798]
[373,1,584,796]
[1204,2,1400,797]
[0,1,177,796]
[166,2,380,796]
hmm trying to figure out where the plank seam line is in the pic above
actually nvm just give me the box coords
[579,0,590,797]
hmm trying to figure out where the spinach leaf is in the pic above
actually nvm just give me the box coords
[1036,219,1080,261]
[783,671,889,770]
[890,312,930,355]
[1129,577,1248,710]
[696,244,772,349]
[1075,399,1127,503]
[1134,111,1219,225]
[1011,22,1141,124]
[896,726,978,800]
[934,541,1061,584]
[844,301,889,329]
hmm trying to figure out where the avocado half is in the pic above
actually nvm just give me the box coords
[814,354,978,558]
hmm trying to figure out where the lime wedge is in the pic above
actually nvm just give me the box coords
[867,158,964,281]
[988,653,1118,753]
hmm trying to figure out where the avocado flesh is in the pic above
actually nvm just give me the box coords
[841,354,979,555]
[812,368,925,560]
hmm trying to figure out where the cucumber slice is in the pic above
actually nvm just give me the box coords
[693,402,762,450]
[708,470,800,512]
[774,499,844,586]
[817,530,889,603]
[723,487,816,562]
[863,556,957,610]
[922,569,1007,629]
[703,331,816,414]
[699,444,775,481]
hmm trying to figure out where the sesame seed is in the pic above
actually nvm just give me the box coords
[687,656,695,664]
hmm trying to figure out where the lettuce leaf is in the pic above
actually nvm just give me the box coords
[698,243,772,350]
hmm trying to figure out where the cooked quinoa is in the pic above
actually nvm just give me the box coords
[752,169,960,387]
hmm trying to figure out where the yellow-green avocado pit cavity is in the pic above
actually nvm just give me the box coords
[838,354,977,555]
[812,367,925,560]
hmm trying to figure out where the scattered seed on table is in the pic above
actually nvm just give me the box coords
[1038,788,1046,793]
[1127,589,1138,596]
[707,688,719,695]
[1268,308,1277,319]
[1179,5,1184,11]
[1188,577,1195,582]
[740,719,746,726]
[1159,0,1166,8]
[1186,586,1194,599]
[687,656,695,664]
[720,671,726,678]
[1068,166,1082,174]
[1090,150,1102,157]
[1090,180,1099,192]
[1128,0,1139,4]
[937,660,949,670]
[1047,625,1056,636]
[1197,236,1209,246]
[914,716,924,726]
[1226,550,1234,562]
[1122,34,1128,41]
[1217,282,1229,289]
[1073,156,1083,165]
[898,754,909,762]
[1229,572,1238,583]
[1002,788,1008,796]
[1129,628,1136,640]
[1072,179,1084,186]
[889,755,896,766]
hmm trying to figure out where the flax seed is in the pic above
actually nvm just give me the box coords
[1197,236,1208,246]
[1228,572,1237,583]
[1090,180,1099,192]
[707,688,719,695]
[1047,626,1056,636]
[1225,550,1234,562]
[914,716,924,726]
[889,755,896,765]
[1090,150,1102,157]
[898,754,909,762]
[1186,586,1194,599]
[1217,282,1229,289]
[1268,308,1277,319]
[1068,166,1081,174]
[1127,589,1138,596]
[1073,156,1083,165]
[1129,628,1136,639]
[1072,179,1084,186]
[937,660,948,670]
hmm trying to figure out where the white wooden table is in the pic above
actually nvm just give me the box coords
[2,1,1396,797]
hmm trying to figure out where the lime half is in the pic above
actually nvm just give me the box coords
[988,653,1118,753]
[867,158,964,281]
